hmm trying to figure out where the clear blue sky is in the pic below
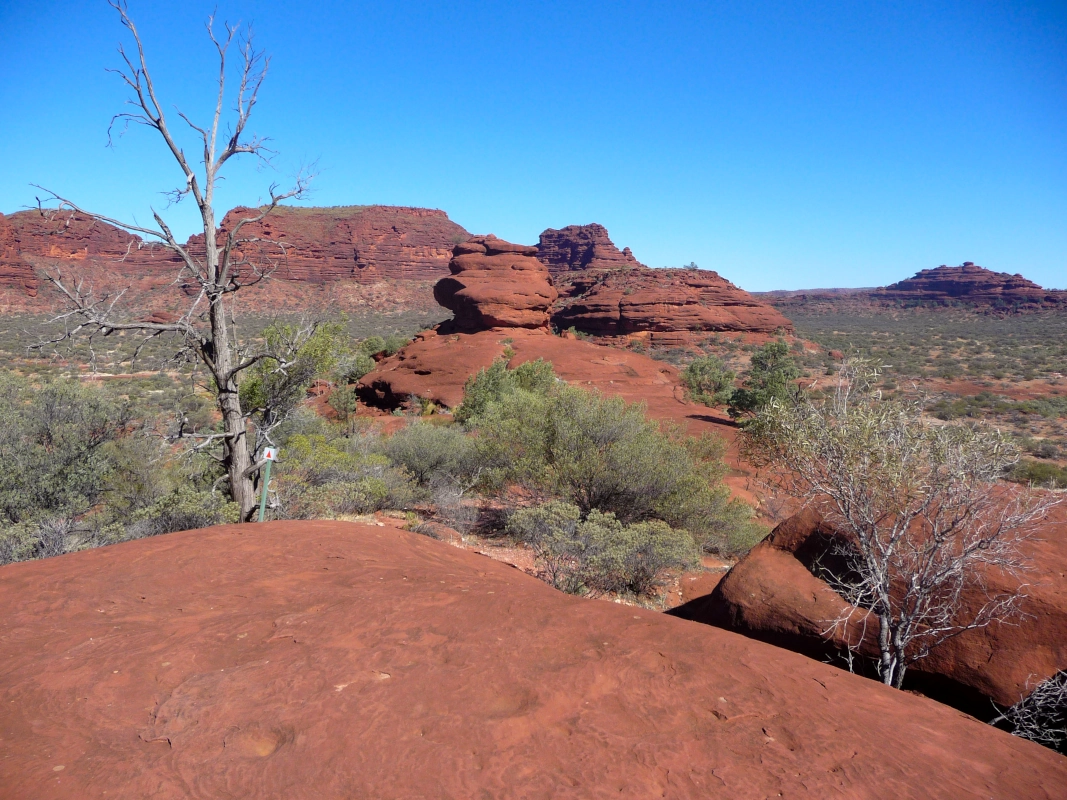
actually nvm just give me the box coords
[1,1,1064,291]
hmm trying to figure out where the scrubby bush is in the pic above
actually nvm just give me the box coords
[273,432,415,519]
[1007,459,1067,489]
[455,358,556,424]
[125,487,240,539]
[728,340,801,419]
[682,355,736,407]
[463,362,763,555]
[383,421,475,486]
[507,501,699,596]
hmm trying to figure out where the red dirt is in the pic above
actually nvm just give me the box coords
[1,519,1063,798]
[673,505,1067,711]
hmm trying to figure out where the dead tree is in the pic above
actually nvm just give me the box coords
[33,1,313,520]
[743,360,1061,689]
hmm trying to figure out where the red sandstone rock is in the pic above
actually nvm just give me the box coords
[671,506,1067,714]
[1,519,1063,798]
[193,204,469,284]
[433,236,558,330]
[877,263,1064,306]
[554,267,794,336]
[536,223,645,273]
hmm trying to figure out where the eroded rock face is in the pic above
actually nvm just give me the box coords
[554,267,794,336]
[195,205,469,284]
[877,263,1062,305]
[671,506,1067,716]
[536,223,645,273]
[0,209,181,295]
[1,519,1062,798]
[433,236,558,330]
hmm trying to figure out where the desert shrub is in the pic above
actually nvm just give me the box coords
[1007,459,1067,489]
[454,358,556,424]
[465,366,762,554]
[728,340,801,418]
[125,487,240,539]
[682,355,736,407]
[359,336,387,356]
[336,352,376,384]
[384,333,411,355]
[507,501,699,596]
[328,385,360,424]
[383,421,476,486]
[273,432,415,519]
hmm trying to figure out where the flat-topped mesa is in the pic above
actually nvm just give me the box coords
[0,209,181,296]
[433,235,558,330]
[193,205,470,284]
[554,267,794,336]
[877,263,1062,305]
[537,223,645,273]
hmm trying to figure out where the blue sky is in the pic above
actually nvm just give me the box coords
[1,1,1064,291]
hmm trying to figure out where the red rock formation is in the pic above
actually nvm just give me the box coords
[200,204,469,283]
[2,519,1063,798]
[671,506,1067,716]
[0,209,181,296]
[536,223,645,273]
[433,236,558,330]
[554,267,794,336]
[877,263,1061,305]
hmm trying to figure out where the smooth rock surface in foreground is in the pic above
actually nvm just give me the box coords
[1,521,1064,799]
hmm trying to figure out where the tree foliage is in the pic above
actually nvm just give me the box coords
[681,355,736,407]
[728,340,801,418]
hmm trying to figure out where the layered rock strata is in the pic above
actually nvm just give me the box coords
[536,223,645,273]
[876,263,1064,305]
[554,267,794,336]
[433,236,558,330]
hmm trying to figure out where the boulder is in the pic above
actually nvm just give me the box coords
[536,223,645,273]
[1,519,1063,797]
[433,236,558,330]
[554,267,794,336]
[671,506,1067,716]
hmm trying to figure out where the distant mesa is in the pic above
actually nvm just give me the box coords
[876,262,1061,305]
[761,262,1066,311]
[536,223,646,273]
[433,235,558,331]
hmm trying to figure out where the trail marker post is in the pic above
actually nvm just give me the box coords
[257,447,279,523]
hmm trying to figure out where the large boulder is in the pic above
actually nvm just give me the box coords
[433,236,558,330]
[554,267,794,336]
[536,223,645,273]
[671,506,1067,715]
[1,519,1063,797]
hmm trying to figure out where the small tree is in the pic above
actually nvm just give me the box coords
[33,2,314,520]
[728,340,801,419]
[681,355,735,407]
[743,360,1061,689]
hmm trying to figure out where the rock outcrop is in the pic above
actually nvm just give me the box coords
[433,236,558,330]
[191,204,469,283]
[554,267,794,336]
[536,223,645,273]
[876,263,1064,306]
[671,506,1067,717]
[2,519,1063,798]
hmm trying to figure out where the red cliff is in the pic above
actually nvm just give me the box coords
[536,223,645,273]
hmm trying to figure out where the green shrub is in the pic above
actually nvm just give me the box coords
[507,501,699,596]
[383,421,475,486]
[681,355,736,407]
[454,358,556,424]
[126,488,240,539]
[465,365,762,554]
[1007,459,1067,489]
[728,340,801,419]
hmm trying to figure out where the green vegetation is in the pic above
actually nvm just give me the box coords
[507,501,698,596]
[681,355,735,407]
[728,340,802,418]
